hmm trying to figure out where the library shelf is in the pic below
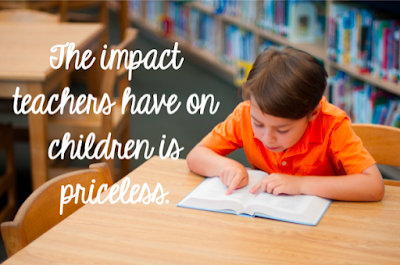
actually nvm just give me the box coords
[127,9,236,82]
[188,1,213,16]
[111,1,400,99]
[330,61,400,97]
[188,1,326,62]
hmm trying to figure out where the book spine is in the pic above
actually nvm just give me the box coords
[382,27,389,80]
[393,25,400,83]
[388,22,394,82]
[343,11,351,65]
[350,9,358,67]
[328,4,336,61]
[371,20,378,76]
[365,10,374,73]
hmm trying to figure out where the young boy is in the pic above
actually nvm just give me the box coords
[186,47,384,201]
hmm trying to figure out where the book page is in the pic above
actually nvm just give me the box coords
[179,169,330,225]
[251,193,312,214]
[248,191,331,225]
[179,169,268,213]
[224,173,262,206]
[188,174,259,207]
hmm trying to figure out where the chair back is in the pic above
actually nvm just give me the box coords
[0,9,60,22]
[59,0,108,43]
[1,163,113,257]
[352,123,400,186]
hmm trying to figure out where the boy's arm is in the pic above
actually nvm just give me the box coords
[186,141,248,194]
[300,164,384,201]
[250,164,384,201]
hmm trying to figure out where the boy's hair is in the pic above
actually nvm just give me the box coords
[242,46,328,120]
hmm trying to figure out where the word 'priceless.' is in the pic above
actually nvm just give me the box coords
[49,42,184,81]
[60,178,169,215]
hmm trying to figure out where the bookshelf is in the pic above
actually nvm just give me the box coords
[109,0,400,127]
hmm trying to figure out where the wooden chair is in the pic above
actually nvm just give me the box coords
[352,123,400,187]
[0,162,113,258]
[59,1,109,46]
[0,124,18,224]
[0,8,60,22]
[47,28,139,182]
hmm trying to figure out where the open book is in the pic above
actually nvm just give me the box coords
[178,169,331,226]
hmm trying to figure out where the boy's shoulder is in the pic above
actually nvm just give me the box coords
[319,96,350,134]
[320,96,348,121]
[231,100,251,119]
[236,100,251,110]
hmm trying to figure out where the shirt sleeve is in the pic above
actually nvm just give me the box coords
[329,117,376,175]
[201,103,245,156]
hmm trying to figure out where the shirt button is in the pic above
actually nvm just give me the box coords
[282,161,287,166]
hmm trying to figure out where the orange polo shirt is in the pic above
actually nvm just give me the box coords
[202,96,376,176]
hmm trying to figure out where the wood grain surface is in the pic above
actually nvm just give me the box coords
[3,156,400,264]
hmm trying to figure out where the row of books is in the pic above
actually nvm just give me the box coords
[331,71,400,127]
[125,1,400,129]
[200,0,256,25]
[146,0,164,28]
[130,1,143,20]
[130,0,325,55]
[130,1,190,40]
[327,3,400,84]
[190,9,216,54]
[200,0,325,44]
[165,2,190,40]
[222,25,255,65]
[132,1,256,64]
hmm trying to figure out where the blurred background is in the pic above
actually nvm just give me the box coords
[1,0,400,262]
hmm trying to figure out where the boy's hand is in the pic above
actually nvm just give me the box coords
[250,173,303,196]
[220,164,249,195]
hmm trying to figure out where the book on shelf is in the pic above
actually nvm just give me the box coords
[210,0,256,25]
[257,0,324,43]
[222,24,255,65]
[189,9,216,53]
[178,169,332,226]
[288,1,317,43]
[234,60,253,86]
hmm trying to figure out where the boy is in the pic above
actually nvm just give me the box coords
[186,47,384,201]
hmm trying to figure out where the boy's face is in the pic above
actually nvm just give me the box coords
[250,97,319,153]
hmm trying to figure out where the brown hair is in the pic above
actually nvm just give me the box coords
[241,46,328,120]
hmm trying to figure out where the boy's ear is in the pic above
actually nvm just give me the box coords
[308,103,321,122]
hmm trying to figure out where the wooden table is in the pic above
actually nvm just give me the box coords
[3,156,400,264]
[0,22,104,190]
